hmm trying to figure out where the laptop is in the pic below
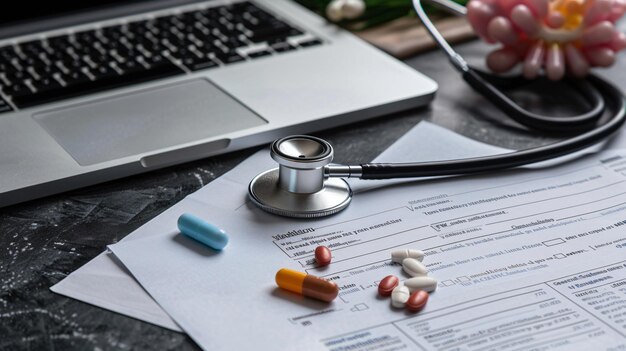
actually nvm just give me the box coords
[0,0,437,207]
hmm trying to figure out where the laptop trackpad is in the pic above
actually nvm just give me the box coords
[33,79,267,166]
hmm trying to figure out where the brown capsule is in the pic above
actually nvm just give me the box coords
[315,246,332,266]
[378,275,399,297]
[302,275,339,302]
[406,290,429,312]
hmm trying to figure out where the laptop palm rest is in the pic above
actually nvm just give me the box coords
[33,79,267,166]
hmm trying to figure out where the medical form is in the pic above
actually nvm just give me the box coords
[109,143,626,350]
[53,122,512,331]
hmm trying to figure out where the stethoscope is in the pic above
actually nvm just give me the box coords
[248,0,626,218]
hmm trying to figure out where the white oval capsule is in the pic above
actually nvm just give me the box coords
[402,258,428,277]
[391,285,410,308]
[405,276,438,293]
[391,249,424,263]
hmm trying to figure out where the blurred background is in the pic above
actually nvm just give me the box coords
[296,0,473,57]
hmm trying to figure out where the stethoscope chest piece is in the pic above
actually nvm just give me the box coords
[248,135,352,218]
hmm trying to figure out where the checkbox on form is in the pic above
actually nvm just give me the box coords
[543,238,566,247]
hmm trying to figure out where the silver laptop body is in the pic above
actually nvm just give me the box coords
[0,0,437,207]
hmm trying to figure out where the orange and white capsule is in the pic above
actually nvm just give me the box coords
[275,268,339,302]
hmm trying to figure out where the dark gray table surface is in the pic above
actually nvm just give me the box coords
[2,25,626,350]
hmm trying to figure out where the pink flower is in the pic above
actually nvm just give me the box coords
[467,0,626,80]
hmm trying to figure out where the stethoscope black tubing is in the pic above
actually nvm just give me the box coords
[464,68,605,132]
[360,73,626,179]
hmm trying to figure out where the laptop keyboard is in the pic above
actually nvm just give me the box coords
[0,1,322,110]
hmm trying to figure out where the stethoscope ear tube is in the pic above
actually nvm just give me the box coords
[359,75,626,180]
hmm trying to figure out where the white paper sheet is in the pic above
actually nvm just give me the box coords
[51,122,510,331]
[51,122,626,336]
[109,138,626,349]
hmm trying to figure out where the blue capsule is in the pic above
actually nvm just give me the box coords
[177,213,229,250]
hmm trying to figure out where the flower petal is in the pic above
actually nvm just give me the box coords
[510,4,540,36]
[487,47,520,73]
[545,43,565,80]
[565,44,590,77]
[488,17,519,45]
[523,40,545,79]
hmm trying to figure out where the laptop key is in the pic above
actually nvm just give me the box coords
[116,60,140,74]
[60,71,91,86]
[144,54,167,66]
[298,39,323,48]
[5,82,34,100]
[214,51,245,64]
[92,65,119,80]
[4,70,27,86]
[18,41,46,56]
[0,98,12,113]
[271,42,296,53]
[0,105,12,113]
[247,25,295,43]
[0,46,17,61]
[247,50,271,59]
[32,77,63,93]
[183,56,219,71]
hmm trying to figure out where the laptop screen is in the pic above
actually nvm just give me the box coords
[0,1,151,28]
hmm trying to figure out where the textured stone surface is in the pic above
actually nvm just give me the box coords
[2,29,626,350]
